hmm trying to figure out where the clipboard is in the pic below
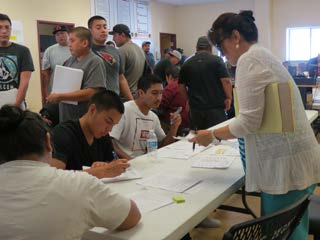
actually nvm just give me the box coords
[233,82,294,133]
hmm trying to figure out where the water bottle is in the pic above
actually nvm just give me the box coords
[146,130,158,160]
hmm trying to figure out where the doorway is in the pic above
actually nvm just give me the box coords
[159,33,176,58]
[36,20,74,104]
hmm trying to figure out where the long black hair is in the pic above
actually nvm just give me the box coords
[208,10,258,49]
[0,105,48,163]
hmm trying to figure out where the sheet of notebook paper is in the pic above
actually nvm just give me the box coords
[157,140,210,160]
[191,144,239,169]
[127,190,174,213]
[136,174,202,193]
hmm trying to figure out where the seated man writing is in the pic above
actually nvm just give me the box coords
[110,74,182,159]
[50,89,129,178]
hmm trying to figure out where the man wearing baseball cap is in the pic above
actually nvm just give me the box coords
[154,49,181,85]
[41,24,71,105]
[179,36,232,130]
[109,24,145,98]
[142,41,155,70]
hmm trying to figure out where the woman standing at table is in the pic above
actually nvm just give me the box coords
[190,10,320,240]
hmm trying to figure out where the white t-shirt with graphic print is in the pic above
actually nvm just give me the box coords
[110,100,166,158]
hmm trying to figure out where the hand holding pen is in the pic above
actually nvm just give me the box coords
[189,129,217,147]
[192,128,197,151]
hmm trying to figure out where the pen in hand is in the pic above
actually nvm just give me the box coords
[192,128,197,151]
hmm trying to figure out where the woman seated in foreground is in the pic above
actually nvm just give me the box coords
[0,105,140,240]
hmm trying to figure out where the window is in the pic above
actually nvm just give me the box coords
[286,27,320,61]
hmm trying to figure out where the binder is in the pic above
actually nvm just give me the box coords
[233,82,294,133]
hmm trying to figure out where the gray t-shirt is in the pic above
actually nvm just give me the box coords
[92,44,123,95]
[119,41,145,95]
[42,43,71,93]
[59,51,106,122]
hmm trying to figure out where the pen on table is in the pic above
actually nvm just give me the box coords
[112,151,119,160]
[170,107,182,125]
[192,128,197,151]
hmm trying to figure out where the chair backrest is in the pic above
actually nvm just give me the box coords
[223,195,310,240]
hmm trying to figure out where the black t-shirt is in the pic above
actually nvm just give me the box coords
[154,58,173,81]
[179,52,229,110]
[0,42,34,91]
[51,120,114,170]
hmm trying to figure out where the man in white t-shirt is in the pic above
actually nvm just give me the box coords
[110,74,181,159]
[41,25,71,105]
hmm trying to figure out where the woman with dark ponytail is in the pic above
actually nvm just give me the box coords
[191,10,320,239]
[0,105,51,163]
[0,105,140,239]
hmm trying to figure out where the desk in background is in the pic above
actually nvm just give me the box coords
[294,76,319,108]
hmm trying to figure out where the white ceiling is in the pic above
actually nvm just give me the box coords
[154,0,225,6]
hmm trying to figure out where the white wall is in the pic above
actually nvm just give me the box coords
[2,0,91,112]
[4,0,320,111]
[253,0,272,49]
[271,0,320,61]
[3,0,176,111]
[150,1,177,60]
[174,0,255,56]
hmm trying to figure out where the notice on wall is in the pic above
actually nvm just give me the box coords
[117,0,132,28]
[136,1,149,34]
[10,20,24,44]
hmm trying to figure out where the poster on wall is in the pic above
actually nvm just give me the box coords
[92,0,113,28]
[135,1,150,35]
[117,0,132,29]
[10,20,24,44]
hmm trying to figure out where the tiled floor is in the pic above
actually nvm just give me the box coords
[189,186,320,240]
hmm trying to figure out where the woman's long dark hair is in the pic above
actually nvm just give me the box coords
[0,105,48,163]
[208,10,258,47]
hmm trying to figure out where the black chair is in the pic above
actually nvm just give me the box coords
[222,195,310,240]
[309,194,320,240]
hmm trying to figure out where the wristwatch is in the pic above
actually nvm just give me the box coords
[211,130,221,145]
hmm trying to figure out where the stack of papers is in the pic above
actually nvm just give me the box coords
[82,166,141,183]
[192,145,239,169]
[137,174,202,193]
[127,190,173,213]
[101,167,141,183]
[192,155,235,169]
[157,140,209,160]
[52,65,83,105]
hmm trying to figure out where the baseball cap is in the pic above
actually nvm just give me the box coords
[52,25,68,35]
[142,41,151,47]
[168,50,182,60]
[109,24,131,37]
[196,36,211,50]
